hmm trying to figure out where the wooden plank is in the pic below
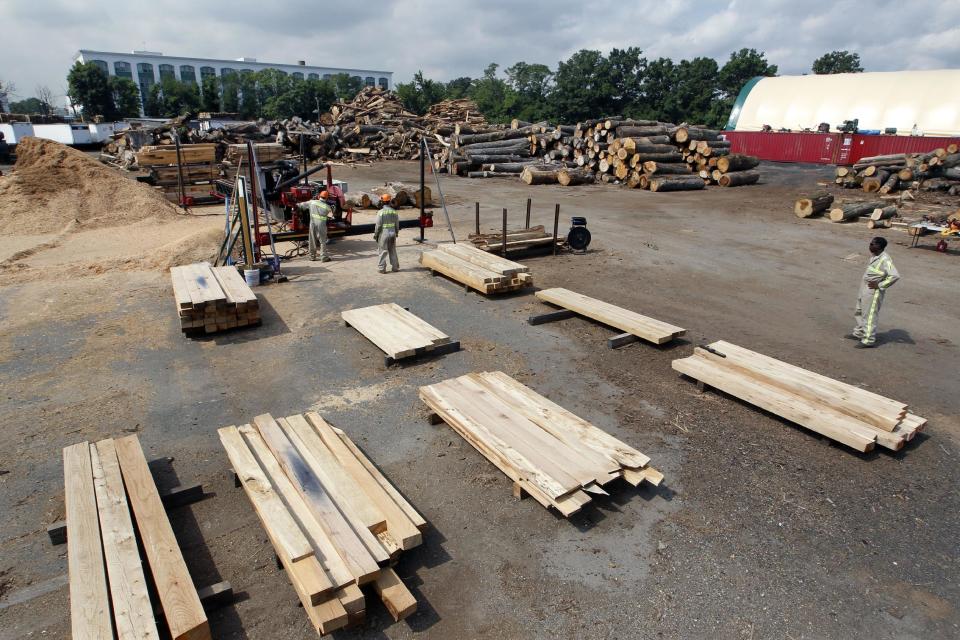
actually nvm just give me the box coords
[63,442,113,640]
[373,568,417,621]
[377,303,450,345]
[217,426,315,563]
[536,288,685,344]
[331,427,428,531]
[280,414,388,535]
[210,266,258,305]
[419,250,503,293]
[303,413,423,551]
[252,415,383,583]
[672,353,877,452]
[113,436,210,640]
[342,305,433,358]
[237,425,354,589]
[91,440,159,640]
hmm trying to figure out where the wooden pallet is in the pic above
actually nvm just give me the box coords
[419,371,662,516]
[218,412,426,636]
[672,341,926,452]
[170,262,260,334]
[419,243,533,294]
[532,287,686,347]
[342,303,460,365]
[63,436,210,640]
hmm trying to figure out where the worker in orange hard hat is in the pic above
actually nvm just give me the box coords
[297,189,332,261]
[374,193,399,273]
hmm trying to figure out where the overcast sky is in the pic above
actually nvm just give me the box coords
[2,0,959,103]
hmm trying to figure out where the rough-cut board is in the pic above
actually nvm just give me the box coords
[419,243,533,294]
[672,342,926,452]
[342,303,459,364]
[419,371,661,516]
[535,288,685,345]
[170,262,260,334]
[219,412,425,637]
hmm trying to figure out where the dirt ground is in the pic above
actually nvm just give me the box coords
[0,159,957,640]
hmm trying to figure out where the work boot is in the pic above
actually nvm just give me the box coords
[392,268,400,272]
[844,333,860,341]
[321,256,331,263]
[310,256,317,262]
[854,342,875,349]
[378,269,386,274]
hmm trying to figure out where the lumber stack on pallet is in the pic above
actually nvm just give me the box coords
[342,303,460,365]
[63,435,210,640]
[467,224,564,253]
[534,288,686,345]
[135,143,217,166]
[219,412,426,635]
[170,262,261,334]
[420,371,663,516]
[672,341,926,452]
[225,142,285,163]
[419,243,533,294]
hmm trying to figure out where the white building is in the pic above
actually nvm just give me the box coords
[74,49,392,113]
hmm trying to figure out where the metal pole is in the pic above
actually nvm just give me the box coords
[502,208,508,256]
[419,140,426,243]
[174,134,186,210]
[525,198,531,228]
[553,204,560,256]
[475,202,480,236]
[245,140,262,262]
[421,141,456,244]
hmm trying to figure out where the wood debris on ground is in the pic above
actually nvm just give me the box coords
[170,262,261,334]
[419,243,533,294]
[218,412,427,636]
[419,371,663,516]
[672,341,926,452]
[63,435,210,640]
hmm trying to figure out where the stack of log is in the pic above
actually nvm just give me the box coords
[793,193,901,228]
[834,146,960,196]
[343,182,432,210]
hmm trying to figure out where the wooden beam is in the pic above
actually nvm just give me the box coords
[373,568,417,621]
[63,442,113,640]
[527,309,576,325]
[114,436,211,640]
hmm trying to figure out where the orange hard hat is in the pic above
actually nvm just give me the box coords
[380,193,391,203]
[319,190,329,198]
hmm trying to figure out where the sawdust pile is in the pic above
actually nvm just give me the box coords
[0,137,182,235]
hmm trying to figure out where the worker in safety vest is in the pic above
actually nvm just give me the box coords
[374,193,399,273]
[298,190,332,262]
[849,236,900,348]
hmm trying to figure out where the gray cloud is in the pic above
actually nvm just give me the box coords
[1,0,958,105]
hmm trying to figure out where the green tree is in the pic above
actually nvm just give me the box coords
[221,74,240,113]
[143,84,162,117]
[263,78,337,120]
[812,50,864,74]
[109,77,140,118]
[670,57,720,125]
[712,48,778,127]
[636,57,675,121]
[606,47,647,117]
[239,72,259,118]
[469,63,516,123]
[9,97,45,114]
[330,73,363,101]
[551,50,615,122]
[0,79,15,113]
[396,70,446,115]
[67,61,115,120]
[445,77,472,99]
[154,77,200,117]
[505,62,553,121]
[201,76,221,112]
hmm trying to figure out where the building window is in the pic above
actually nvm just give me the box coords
[378,77,388,89]
[180,65,197,83]
[240,69,254,76]
[274,69,287,76]
[90,59,109,75]
[137,63,155,85]
[322,74,332,80]
[308,73,319,80]
[200,66,216,80]
[159,64,175,80]
[352,75,361,83]
[364,76,375,87]
[114,61,133,80]
[292,72,304,81]
[221,68,237,77]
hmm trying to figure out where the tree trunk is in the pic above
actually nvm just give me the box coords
[649,176,706,192]
[794,192,834,218]
[716,154,759,173]
[695,140,732,154]
[616,125,670,137]
[829,200,885,222]
[672,126,720,143]
[521,167,559,185]
[457,127,531,146]
[718,170,760,187]
[465,154,529,163]
[620,139,676,154]
[643,161,691,175]
[870,205,898,221]
[460,138,533,152]
[483,162,537,173]
[862,176,882,192]
[614,163,630,180]
[634,152,684,163]
[867,219,892,229]
[897,167,914,181]
[557,168,594,186]
[878,173,900,194]
[836,166,850,178]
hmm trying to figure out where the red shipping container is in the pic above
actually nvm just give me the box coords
[724,131,960,165]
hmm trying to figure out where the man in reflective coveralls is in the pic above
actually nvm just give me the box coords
[298,190,331,262]
[374,193,399,273]
[849,236,899,348]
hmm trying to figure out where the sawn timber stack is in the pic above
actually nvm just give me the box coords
[419,371,663,516]
[62,436,210,640]
[342,303,460,365]
[672,341,926,452]
[219,412,426,636]
[419,243,533,294]
[170,262,261,334]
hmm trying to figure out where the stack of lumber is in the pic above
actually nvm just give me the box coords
[219,412,426,634]
[133,143,220,202]
[419,243,533,294]
[672,341,926,452]
[170,262,260,334]
[225,142,285,163]
[467,224,563,253]
[63,435,210,639]
[420,371,663,516]
[342,303,459,365]
[135,143,217,166]
[535,288,686,345]
[834,146,960,196]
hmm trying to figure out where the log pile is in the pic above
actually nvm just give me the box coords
[219,412,427,635]
[834,146,960,196]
